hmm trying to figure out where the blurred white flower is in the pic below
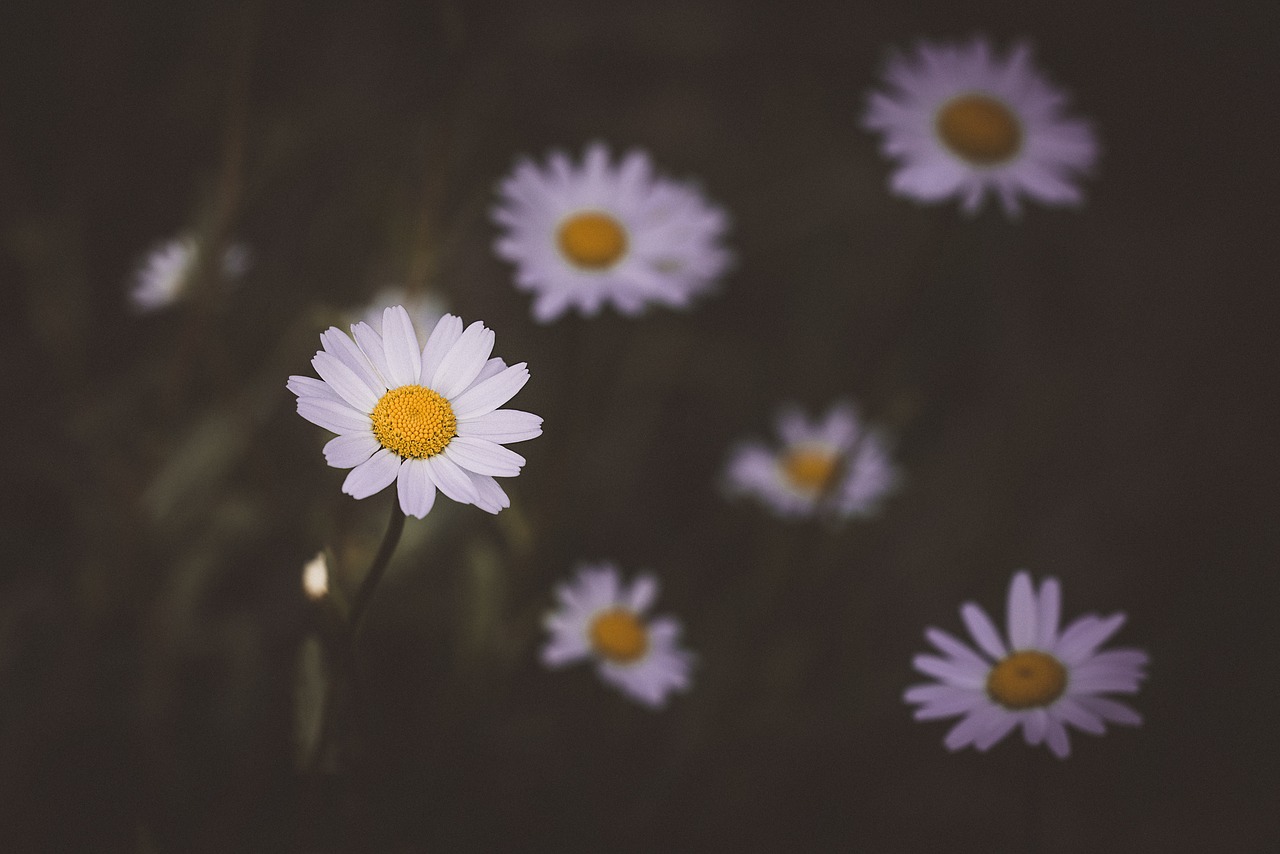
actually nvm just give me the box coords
[357,287,446,339]
[301,552,329,600]
[288,306,542,518]
[491,142,732,322]
[862,36,1098,217]
[723,401,898,520]
[129,235,249,312]
[905,570,1149,759]
[542,563,693,708]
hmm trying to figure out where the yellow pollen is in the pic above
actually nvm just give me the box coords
[588,608,648,664]
[781,447,840,493]
[369,385,457,459]
[986,650,1067,710]
[558,211,628,269]
[936,93,1023,165]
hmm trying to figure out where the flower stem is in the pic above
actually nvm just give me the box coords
[348,498,406,634]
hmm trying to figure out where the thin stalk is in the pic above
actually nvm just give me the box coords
[348,498,407,634]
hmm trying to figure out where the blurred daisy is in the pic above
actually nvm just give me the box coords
[723,401,898,519]
[357,286,446,339]
[542,563,693,708]
[905,570,1149,759]
[287,306,542,518]
[491,142,732,322]
[129,234,249,312]
[862,37,1098,216]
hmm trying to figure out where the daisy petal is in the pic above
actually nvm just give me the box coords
[961,603,1008,660]
[381,306,422,387]
[323,432,380,469]
[425,453,480,505]
[396,458,437,518]
[1007,570,1037,650]
[458,409,544,443]
[431,320,495,398]
[450,362,530,420]
[341,449,401,499]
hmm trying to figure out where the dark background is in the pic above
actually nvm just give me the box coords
[2,1,1277,851]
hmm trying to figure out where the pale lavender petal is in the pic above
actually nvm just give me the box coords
[450,362,530,420]
[1036,577,1062,649]
[424,453,480,505]
[323,432,380,469]
[912,654,987,689]
[961,602,1008,660]
[341,449,401,499]
[1074,695,1143,727]
[297,399,372,434]
[457,409,543,443]
[431,320,495,398]
[627,574,658,613]
[1007,570,1037,650]
[442,436,525,477]
[419,314,464,382]
[944,705,1009,752]
[1054,613,1127,665]
[925,627,990,671]
[381,306,422,387]
[396,458,437,518]
[1044,716,1071,758]
[312,351,379,411]
[1022,708,1049,745]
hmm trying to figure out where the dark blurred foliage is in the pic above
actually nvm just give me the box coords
[1,0,1277,851]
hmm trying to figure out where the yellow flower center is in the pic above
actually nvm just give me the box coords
[781,447,840,493]
[369,385,457,459]
[935,93,1023,165]
[986,650,1068,710]
[558,211,628,269]
[588,608,648,664]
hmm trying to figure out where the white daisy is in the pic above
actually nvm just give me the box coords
[287,306,542,518]
[357,286,446,339]
[723,401,898,520]
[905,570,1149,759]
[862,36,1099,217]
[129,234,250,312]
[491,142,732,322]
[542,563,693,708]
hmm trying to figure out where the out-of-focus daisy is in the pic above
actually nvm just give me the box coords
[491,142,732,322]
[723,401,898,520]
[542,563,693,708]
[357,286,446,339]
[287,306,542,518]
[905,570,1148,759]
[862,37,1098,217]
[129,234,250,312]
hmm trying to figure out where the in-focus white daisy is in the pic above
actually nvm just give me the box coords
[862,37,1099,217]
[723,401,898,520]
[905,570,1149,759]
[129,234,250,312]
[491,143,732,322]
[287,306,542,518]
[357,286,446,339]
[542,563,693,708]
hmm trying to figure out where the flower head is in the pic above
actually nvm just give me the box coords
[905,570,1149,758]
[288,306,542,518]
[542,563,693,708]
[491,143,732,322]
[129,235,249,312]
[723,401,898,519]
[862,37,1098,217]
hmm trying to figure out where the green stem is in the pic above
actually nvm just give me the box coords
[348,498,406,634]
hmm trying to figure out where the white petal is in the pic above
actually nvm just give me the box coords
[1044,716,1072,758]
[350,322,392,387]
[925,628,990,670]
[288,375,344,405]
[297,399,372,434]
[450,362,530,420]
[419,314,464,386]
[425,453,479,505]
[468,357,508,390]
[396,458,437,518]
[320,327,385,396]
[341,449,401,499]
[961,602,1008,660]
[323,432,380,468]
[443,436,525,477]
[1036,577,1062,649]
[1054,613,1127,665]
[381,306,422,387]
[912,654,987,689]
[458,409,543,443]
[431,320,495,398]
[464,471,510,514]
[627,574,658,612]
[1006,570,1037,650]
[944,704,1007,752]
[312,351,379,411]
[1022,708,1049,745]
[1074,695,1142,727]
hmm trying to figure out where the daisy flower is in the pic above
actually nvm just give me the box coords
[862,36,1099,216]
[491,142,732,322]
[287,306,542,518]
[129,234,249,312]
[542,563,693,708]
[905,570,1149,759]
[723,401,898,519]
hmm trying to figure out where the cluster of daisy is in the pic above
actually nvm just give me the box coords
[162,31,1135,751]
